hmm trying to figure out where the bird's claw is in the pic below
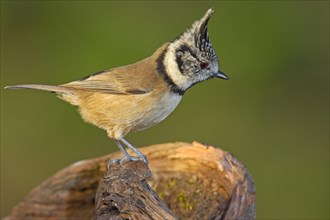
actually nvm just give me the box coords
[107,155,148,169]
[120,155,149,165]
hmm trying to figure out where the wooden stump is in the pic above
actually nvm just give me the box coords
[6,142,256,220]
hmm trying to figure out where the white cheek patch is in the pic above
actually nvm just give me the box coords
[164,44,193,90]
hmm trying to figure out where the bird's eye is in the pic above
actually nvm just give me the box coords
[200,62,209,69]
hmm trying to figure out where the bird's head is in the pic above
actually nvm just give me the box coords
[163,8,228,92]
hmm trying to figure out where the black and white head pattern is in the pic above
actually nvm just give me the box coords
[163,9,221,91]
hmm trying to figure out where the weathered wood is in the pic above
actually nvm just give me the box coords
[94,160,176,220]
[6,142,256,220]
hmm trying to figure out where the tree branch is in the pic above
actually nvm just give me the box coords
[7,142,256,220]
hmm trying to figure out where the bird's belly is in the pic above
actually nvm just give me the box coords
[133,92,182,131]
[78,91,182,138]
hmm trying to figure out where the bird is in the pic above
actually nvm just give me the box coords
[5,8,229,164]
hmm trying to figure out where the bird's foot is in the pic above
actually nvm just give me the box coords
[107,155,148,169]
[120,155,149,165]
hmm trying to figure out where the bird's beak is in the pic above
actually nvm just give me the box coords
[214,71,229,80]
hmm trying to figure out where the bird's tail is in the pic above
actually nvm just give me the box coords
[4,84,71,93]
[5,84,79,105]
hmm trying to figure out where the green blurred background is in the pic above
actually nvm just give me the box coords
[1,1,329,219]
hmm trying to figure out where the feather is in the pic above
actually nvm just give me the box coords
[4,84,72,94]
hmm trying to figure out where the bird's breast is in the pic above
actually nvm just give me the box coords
[133,91,182,131]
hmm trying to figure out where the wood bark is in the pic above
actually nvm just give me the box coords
[6,142,256,220]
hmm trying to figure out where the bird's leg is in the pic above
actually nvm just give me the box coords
[108,140,131,167]
[110,139,148,167]
[114,139,130,158]
[120,138,148,165]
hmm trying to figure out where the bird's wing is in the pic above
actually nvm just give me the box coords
[62,64,154,95]
[64,79,149,94]
[62,43,169,95]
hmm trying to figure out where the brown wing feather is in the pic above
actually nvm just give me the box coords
[62,79,149,94]
[62,68,150,95]
[62,43,169,95]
